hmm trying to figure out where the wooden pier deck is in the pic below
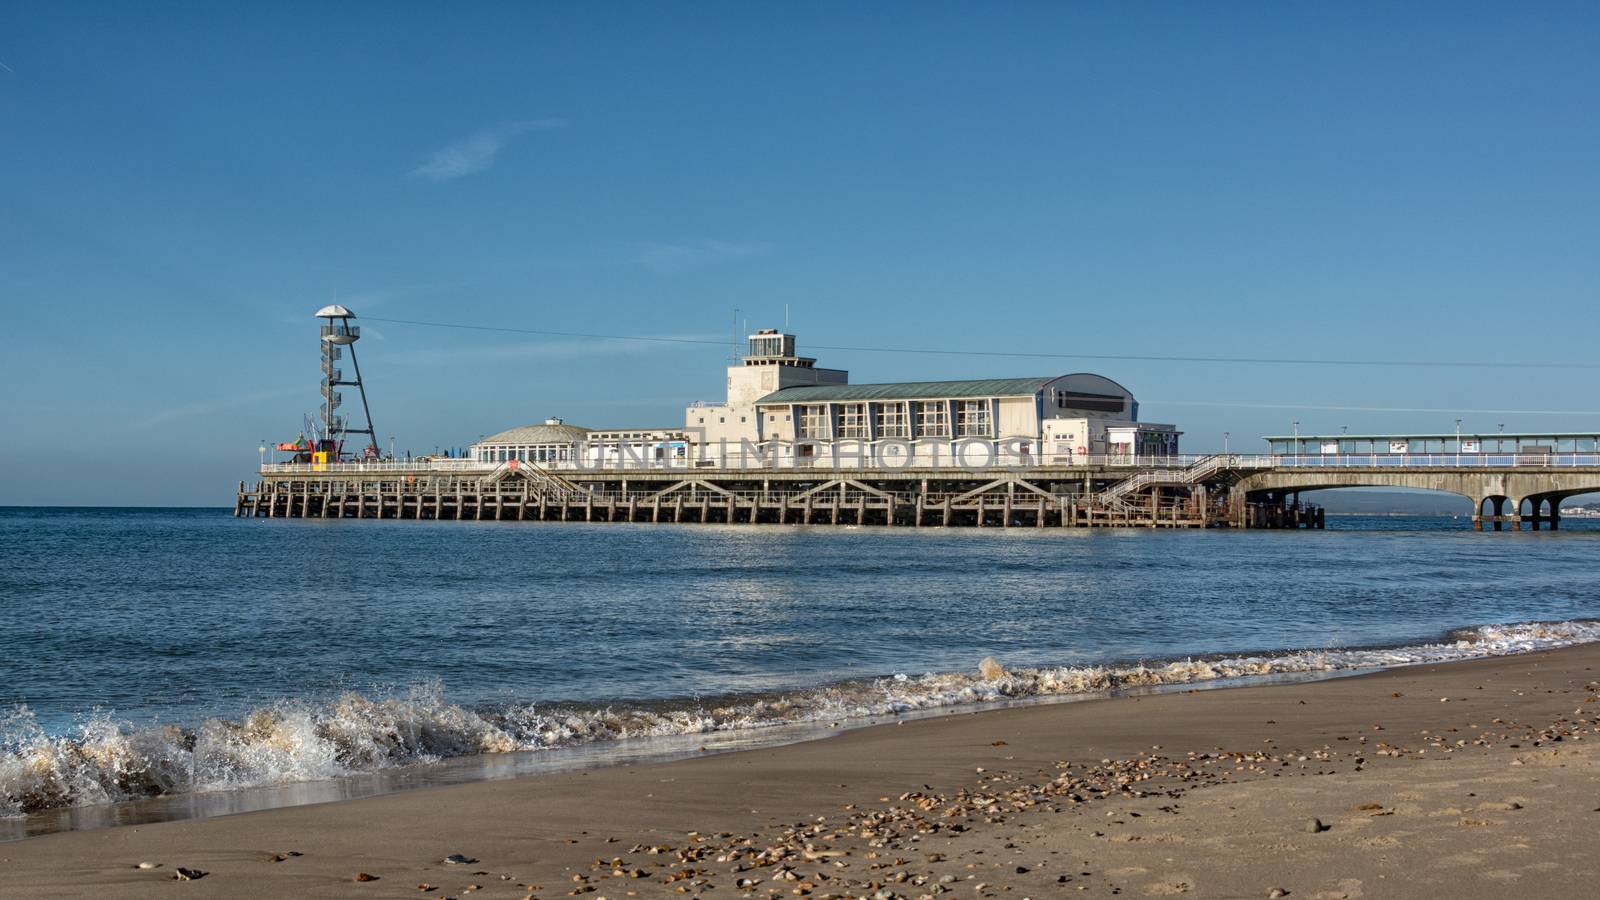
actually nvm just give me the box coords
[234,464,1324,529]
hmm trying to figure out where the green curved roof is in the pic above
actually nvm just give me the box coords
[758,377,1054,404]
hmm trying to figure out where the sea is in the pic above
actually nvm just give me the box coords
[3,506,1599,838]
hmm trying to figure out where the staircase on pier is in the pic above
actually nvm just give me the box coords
[1095,455,1268,510]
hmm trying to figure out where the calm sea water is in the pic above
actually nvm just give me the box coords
[3,507,1599,825]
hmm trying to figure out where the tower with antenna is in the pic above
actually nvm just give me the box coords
[315,305,379,460]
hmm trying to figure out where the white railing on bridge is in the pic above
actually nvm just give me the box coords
[1269,453,1600,469]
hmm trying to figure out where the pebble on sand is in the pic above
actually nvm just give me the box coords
[172,868,207,881]
[135,862,160,870]
[1302,818,1327,833]
[354,872,379,882]
[445,854,479,865]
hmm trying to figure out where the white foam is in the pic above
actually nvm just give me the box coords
[4,619,1597,816]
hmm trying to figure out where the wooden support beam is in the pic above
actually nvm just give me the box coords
[789,479,842,503]
[951,478,1007,504]
[840,479,894,501]
[646,480,692,501]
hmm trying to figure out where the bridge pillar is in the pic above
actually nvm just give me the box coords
[1491,497,1504,531]
[1528,497,1542,531]
[1472,497,1485,532]
[1548,497,1561,531]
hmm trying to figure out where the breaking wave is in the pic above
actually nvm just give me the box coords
[4,619,1598,816]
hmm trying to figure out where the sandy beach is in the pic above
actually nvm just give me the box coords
[4,644,1597,899]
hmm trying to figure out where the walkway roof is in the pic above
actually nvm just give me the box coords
[1263,432,1600,441]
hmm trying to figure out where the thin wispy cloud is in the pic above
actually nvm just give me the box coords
[410,119,566,182]
[331,283,454,312]
[391,334,717,368]
[634,239,774,274]
[137,387,304,429]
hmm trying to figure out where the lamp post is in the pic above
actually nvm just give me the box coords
[1293,420,1301,464]
[1455,419,1462,466]
[259,440,267,466]
[1223,431,1230,455]
[389,435,395,459]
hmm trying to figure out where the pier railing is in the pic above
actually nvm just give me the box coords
[256,451,1600,477]
[258,453,1221,475]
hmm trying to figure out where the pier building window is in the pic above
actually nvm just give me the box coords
[837,403,868,438]
[875,402,908,437]
[797,404,830,439]
[915,401,949,437]
[956,400,991,437]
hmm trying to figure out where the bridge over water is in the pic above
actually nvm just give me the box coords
[1244,431,1600,530]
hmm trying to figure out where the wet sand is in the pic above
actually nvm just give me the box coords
[4,644,1598,899]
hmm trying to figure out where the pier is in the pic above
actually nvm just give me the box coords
[235,458,1309,529]
[236,445,1600,531]
[241,309,1600,531]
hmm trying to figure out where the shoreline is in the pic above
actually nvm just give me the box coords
[3,642,1597,897]
[0,666,1382,843]
[7,619,1597,837]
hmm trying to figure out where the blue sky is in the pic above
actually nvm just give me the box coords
[2,3,1598,505]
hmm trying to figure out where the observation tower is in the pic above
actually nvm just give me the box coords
[315,305,378,458]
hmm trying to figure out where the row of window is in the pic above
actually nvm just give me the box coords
[481,445,574,463]
[793,400,992,439]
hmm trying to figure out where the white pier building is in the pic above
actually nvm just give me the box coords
[471,329,1175,469]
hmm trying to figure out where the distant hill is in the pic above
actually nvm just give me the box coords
[1314,489,1474,516]
[1314,489,1600,516]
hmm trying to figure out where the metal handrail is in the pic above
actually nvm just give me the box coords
[257,452,1600,476]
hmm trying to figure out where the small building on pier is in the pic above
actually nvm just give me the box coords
[471,418,688,466]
